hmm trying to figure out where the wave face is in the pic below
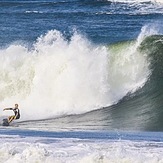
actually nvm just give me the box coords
[0,29,150,122]
[68,28,163,132]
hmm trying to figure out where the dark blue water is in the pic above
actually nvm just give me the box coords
[1,128,163,142]
[0,0,163,47]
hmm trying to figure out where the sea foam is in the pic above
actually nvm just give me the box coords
[0,134,163,163]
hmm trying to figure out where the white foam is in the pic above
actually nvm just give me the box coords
[151,0,163,3]
[0,136,163,163]
[111,0,163,3]
[0,29,150,120]
[25,11,43,14]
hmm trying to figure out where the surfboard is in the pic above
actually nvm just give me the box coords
[2,118,10,126]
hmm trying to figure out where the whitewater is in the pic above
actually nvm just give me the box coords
[0,131,163,163]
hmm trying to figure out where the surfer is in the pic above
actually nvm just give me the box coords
[3,104,20,123]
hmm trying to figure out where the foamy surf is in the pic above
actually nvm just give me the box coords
[111,0,163,3]
[0,131,163,163]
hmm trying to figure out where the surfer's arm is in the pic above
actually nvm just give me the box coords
[3,108,13,111]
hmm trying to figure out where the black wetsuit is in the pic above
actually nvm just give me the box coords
[9,108,20,119]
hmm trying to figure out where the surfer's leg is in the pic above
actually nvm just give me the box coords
[8,116,15,123]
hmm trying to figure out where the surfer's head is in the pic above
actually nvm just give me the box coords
[15,104,18,108]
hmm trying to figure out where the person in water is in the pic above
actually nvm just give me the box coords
[3,104,20,123]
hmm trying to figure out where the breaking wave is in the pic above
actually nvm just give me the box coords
[0,28,151,121]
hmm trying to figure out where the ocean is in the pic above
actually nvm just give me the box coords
[0,0,163,162]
